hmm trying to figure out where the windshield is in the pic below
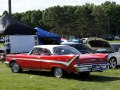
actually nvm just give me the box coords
[53,46,81,55]
[111,44,120,52]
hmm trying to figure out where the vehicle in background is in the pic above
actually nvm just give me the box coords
[5,45,109,78]
[108,47,120,69]
[86,37,113,53]
[80,38,88,44]
[114,36,120,40]
[0,37,4,43]
[61,42,93,54]
[68,38,82,43]
[102,36,115,41]
[61,38,68,43]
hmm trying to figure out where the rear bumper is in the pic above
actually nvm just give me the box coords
[74,63,109,72]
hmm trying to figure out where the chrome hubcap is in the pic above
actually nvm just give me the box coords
[12,63,19,72]
[54,68,62,78]
[109,58,116,69]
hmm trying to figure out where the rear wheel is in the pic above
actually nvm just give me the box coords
[53,67,65,78]
[109,58,117,69]
[10,62,22,73]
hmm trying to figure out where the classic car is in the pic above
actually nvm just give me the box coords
[108,47,120,69]
[5,45,109,78]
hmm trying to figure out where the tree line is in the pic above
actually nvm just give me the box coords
[2,1,120,38]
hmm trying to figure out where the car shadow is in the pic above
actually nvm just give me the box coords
[66,73,120,82]
[21,70,120,82]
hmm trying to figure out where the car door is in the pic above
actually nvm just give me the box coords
[116,48,120,65]
[40,55,77,70]
[22,48,41,70]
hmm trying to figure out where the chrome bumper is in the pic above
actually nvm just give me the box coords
[4,61,10,67]
[74,63,109,72]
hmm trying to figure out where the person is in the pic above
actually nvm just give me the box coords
[0,53,6,63]
[41,48,51,55]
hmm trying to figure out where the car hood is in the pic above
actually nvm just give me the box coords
[87,37,112,50]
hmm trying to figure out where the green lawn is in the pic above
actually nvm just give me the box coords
[108,40,120,43]
[0,43,4,47]
[1,62,120,90]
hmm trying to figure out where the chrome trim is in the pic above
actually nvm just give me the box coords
[10,55,79,67]
[74,63,109,72]
[22,68,51,72]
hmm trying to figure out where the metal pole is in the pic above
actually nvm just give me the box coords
[8,0,12,15]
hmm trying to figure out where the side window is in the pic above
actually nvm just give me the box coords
[30,48,51,55]
[30,48,37,55]
[30,48,41,55]
[41,48,51,55]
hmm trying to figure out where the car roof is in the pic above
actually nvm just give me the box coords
[34,45,67,49]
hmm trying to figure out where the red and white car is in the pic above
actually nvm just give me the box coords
[5,45,109,78]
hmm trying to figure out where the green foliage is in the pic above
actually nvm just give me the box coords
[10,1,120,38]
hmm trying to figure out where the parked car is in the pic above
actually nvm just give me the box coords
[68,38,82,43]
[86,37,113,53]
[5,45,109,78]
[107,47,120,69]
[107,43,120,69]
[61,42,93,54]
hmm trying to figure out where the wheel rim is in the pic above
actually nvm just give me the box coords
[11,62,20,72]
[54,68,63,78]
[109,58,117,69]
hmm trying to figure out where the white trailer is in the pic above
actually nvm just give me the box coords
[4,35,38,54]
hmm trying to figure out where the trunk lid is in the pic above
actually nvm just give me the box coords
[79,53,107,64]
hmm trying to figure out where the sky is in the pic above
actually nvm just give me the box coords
[0,0,120,15]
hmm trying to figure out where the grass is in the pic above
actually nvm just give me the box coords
[108,40,120,43]
[0,43,4,47]
[1,62,120,90]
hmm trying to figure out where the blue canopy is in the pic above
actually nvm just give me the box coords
[35,27,61,44]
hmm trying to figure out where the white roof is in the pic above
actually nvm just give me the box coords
[33,45,67,54]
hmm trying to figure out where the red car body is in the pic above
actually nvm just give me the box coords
[5,45,109,78]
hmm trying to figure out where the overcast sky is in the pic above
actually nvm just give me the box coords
[0,0,120,15]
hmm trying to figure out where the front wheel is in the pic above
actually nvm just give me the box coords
[109,58,117,69]
[53,68,65,78]
[10,62,22,73]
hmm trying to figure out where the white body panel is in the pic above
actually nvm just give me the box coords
[108,51,120,65]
